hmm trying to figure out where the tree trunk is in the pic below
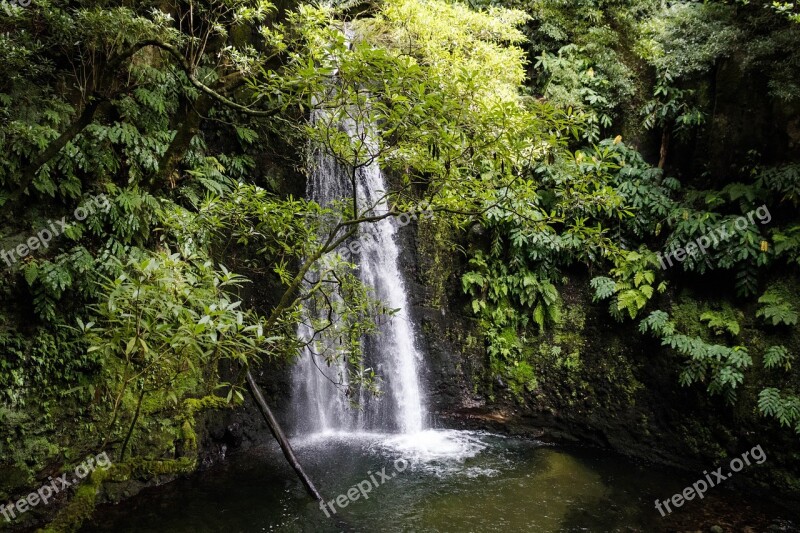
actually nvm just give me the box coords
[119,387,146,462]
[150,92,212,191]
[12,97,111,206]
[10,42,152,206]
[245,370,323,502]
[149,72,246,191]
[658,128,670,169]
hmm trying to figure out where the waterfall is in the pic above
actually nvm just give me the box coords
[291,109,426,436]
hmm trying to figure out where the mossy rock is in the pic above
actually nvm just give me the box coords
[37,469,108,533]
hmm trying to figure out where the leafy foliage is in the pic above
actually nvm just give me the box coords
[700,309,741,336]
[535,45,615,142]
[639,310,752,402]
[757,284,799,326]
[763,345,794,371]
[758,388,800,434]
[2,0,800,520]
[592,250,666,320]
[641,73,705,143]
[83,252,269,459]
[462,250,559,397]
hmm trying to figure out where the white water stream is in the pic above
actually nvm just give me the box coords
[292,108,425,436]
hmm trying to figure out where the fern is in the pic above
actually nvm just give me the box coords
[234,126,259,145]
[772,224,800,266]
[699,309,740,336]
[758,388,800,434]
[639,310,752,401]
[756,285,799,326]
[735,265,760,298]
[757,163,800,205]
[590,276,616,301]
[638,309,673,335]
[599,249,665,320]
[763,345,793,371]
[181,157,235,205]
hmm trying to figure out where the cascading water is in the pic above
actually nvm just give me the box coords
[289,28,486,464]
[292,108,426,436]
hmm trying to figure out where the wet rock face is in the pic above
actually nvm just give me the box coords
[392,212,800,506]
[393,215,484,419]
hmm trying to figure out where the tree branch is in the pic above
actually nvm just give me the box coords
[138,39,279,118]
[245,371,323,502]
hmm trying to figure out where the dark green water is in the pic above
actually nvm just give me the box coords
[82,430,797,532]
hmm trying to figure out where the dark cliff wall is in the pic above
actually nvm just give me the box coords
[402,211,800,510]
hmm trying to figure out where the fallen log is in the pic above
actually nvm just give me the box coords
[245,370,324,502]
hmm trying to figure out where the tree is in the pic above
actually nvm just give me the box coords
[3,0,576,528]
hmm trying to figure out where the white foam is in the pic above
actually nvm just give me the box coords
[377,429,489,462]
[293,429,504,477]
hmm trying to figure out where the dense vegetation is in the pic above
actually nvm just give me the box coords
[0,0,798,530]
